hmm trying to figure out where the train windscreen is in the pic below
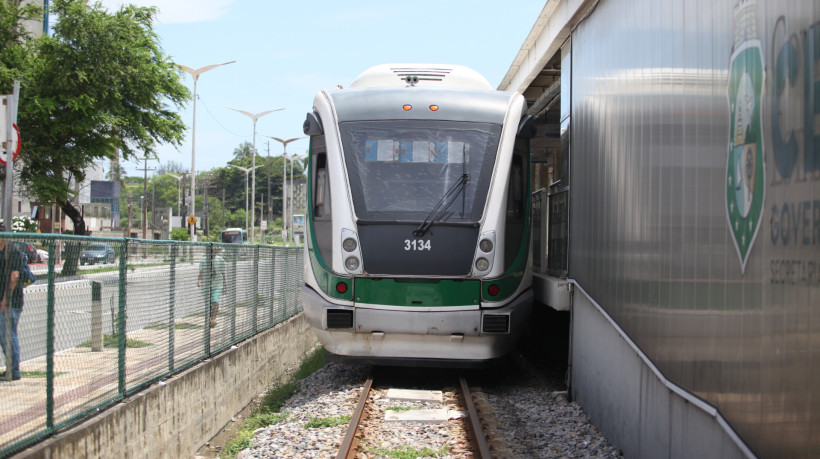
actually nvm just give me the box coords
[339,120,501,222]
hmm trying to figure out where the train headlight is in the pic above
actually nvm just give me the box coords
[342,237,357,252]
[479,239,493,253]
[475,257,490,271]
[341,229,363,274]
[345,256,360,271]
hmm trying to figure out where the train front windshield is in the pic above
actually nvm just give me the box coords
[339,120,501,222]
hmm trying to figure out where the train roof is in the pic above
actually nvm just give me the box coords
[325,64,518,124]
[328,86,513,124]
[348,64,494,90]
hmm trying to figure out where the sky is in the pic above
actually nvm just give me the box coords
[95,0,545,177]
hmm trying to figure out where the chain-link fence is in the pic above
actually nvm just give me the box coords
[0,233,304,457]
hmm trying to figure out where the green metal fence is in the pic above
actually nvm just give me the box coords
[0,233,304,457]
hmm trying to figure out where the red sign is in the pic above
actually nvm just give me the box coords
[0,123,20,165]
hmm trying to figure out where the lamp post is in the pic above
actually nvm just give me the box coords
[286,154,304,245]
[231,164,262,236]
[227,107,284,244]
[179,60,236,241]
[165,173,185,227]
[265,136,304,245]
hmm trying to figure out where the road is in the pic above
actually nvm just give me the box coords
[5,254,294,363]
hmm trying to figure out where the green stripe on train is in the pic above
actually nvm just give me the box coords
[354,278,480,307]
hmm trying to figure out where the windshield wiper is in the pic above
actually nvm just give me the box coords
[413,173,469,237]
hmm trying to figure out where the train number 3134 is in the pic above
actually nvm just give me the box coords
[404,239,432,251]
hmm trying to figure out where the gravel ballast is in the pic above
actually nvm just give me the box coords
[233,356,622,458]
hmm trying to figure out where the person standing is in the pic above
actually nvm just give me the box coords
[0,225,27,381]
[198,248,226,328]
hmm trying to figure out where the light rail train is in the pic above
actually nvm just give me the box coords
[301,64,535,366]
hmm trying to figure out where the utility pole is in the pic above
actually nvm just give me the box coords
[151,183,156,238]
[201,175,216,238]
[136,156,156,239]
[266,141,271,225]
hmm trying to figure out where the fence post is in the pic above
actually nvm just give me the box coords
[117,239,127,397]
[168,244,176,372]
[91,281,103,352]
[268,247,275,327]
[46,239,56,430]
[230,245,237,343]
[203,243,211,356]
[252,245,259,334]
[284,247,290,317]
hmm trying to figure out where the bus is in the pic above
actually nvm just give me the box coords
[220,228,247,244]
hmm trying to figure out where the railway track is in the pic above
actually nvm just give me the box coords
[337,374,491,459]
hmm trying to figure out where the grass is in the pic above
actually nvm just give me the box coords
[385,406,412,411]
[220,430,255,458]
[145,322,202,330]
[220,347,327,458]
[77,333,153,349]
[20,371,65,378]
[364,444,451,459]
[304,414,351,429]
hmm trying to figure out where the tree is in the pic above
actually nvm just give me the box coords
[0,1,39,93]
[106,163,128,183]
[232,141,253,161]
[13,0,189,273]
[16,0,189,238]
[155,160,187,176]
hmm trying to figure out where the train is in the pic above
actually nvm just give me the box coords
[301,64,535,366]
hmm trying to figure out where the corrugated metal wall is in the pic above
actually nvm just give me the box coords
[569,0,819,456]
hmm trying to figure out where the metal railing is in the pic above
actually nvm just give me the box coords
[0,233,304,457]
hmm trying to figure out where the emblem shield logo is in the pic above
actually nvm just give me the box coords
[726,39,765,273]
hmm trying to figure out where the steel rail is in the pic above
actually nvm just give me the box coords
[460,376,491,459]
[337,375,373,459]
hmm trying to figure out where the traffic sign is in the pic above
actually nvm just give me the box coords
[0,123,20,165]
[187,215,197,226]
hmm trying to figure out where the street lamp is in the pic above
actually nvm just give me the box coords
[227,107,284,244]
[164,172,185,226]
[230,164,262,236]
[179,60,236,241]
[265,136,304,245]
[286,154,304,245]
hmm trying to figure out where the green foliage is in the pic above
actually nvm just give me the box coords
[14,0,189,229]
[243,412,289,431]
[257,382,298,414]
[385,406,412,411]
[145,322,201,330]
[220,347,328,458]
[304,414,351,429]
[232,141,253,160]
[0,1,40,93]
[365,445,451,459]
[21,371,65,378]
[170,228,189,241]
[220,429,254,459]
[292,348,327,381]
[77,333,152,349]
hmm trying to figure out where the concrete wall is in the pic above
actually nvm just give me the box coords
[569,284,754,459]
[15,313,319,459]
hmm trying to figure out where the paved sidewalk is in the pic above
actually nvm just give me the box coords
[0,307,259,453]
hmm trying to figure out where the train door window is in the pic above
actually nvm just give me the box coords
[505,136,528,270]
[310,135,332,264]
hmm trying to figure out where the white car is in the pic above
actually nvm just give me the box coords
[36,248,48,263]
